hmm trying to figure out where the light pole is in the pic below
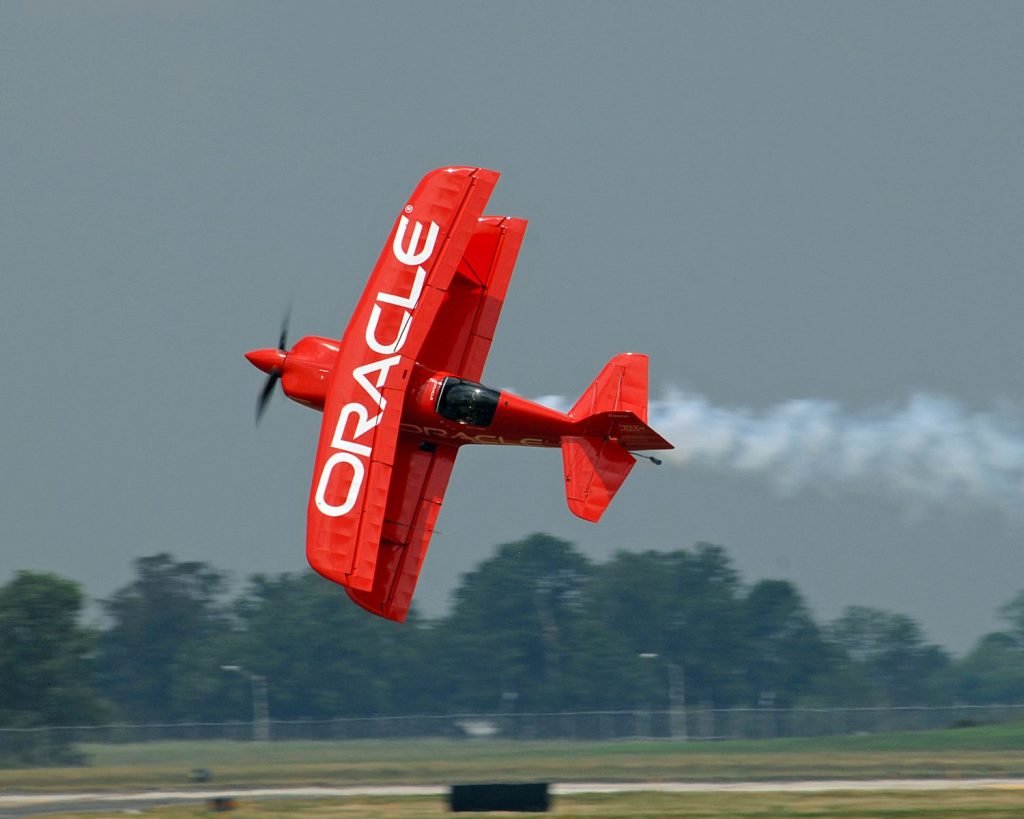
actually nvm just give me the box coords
[638,653,687,742]
[221,665,270,742]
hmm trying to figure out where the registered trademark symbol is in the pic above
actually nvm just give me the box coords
[404,205,414,213]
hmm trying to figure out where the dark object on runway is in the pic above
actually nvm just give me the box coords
[207,796,237,811]
[449,782,549,812]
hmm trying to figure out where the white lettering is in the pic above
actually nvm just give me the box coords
[315,452,365,517]
[384,425,551,448]
[330,402,380,456]
[392,216,440,267]
[377,265,427,310]
[365,304,412,354]
[352,355,401,407]
[314,210,442,520]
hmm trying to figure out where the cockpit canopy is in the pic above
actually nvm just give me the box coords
[436,377,500,427]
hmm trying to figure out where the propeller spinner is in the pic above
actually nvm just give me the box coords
[246,311,290,423]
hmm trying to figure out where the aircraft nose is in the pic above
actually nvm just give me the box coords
[245,347,287,374]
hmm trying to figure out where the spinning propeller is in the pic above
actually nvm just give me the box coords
[246,310,291,423]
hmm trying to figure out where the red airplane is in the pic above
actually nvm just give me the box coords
[246,167,672,622]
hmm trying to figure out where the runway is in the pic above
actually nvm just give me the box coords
[3,779,1024,816]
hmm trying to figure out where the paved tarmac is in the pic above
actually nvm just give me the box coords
[3,779,1024,816]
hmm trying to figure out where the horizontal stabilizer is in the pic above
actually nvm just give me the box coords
[585,410,674,451]
[561,435,635,522]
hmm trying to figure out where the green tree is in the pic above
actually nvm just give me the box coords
[584,543,748,708]
[997,591,1024,647]
[826,606,950,705]
[952,590,1024,704]
[95,554,236,721]
[742,579,831,707]
[0,572,107,762]
[436,533,594,712]
[232,571,430,719]
[954,632,1024,704]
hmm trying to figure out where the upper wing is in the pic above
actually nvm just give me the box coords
[343,216,528,619]
[307,167,499,592]
[416,215,527,380]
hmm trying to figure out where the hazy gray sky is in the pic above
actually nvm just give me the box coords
[2,2,1022,652]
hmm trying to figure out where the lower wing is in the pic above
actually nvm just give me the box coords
[344,435,459,622]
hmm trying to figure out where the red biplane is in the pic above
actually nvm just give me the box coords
[246,167,672,622]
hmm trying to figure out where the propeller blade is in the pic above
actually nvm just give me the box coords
[252,306,291,424]
[277,305,291,352]
[256,371,281,424]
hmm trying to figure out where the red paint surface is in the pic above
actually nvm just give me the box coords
[246,167,672,621]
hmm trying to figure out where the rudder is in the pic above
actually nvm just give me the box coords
[569,352,649,423]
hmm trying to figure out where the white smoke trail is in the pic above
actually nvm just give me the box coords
[538,391,1024,518]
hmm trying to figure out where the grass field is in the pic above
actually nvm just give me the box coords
[6,723,1024,816]
[6,722,1024,792]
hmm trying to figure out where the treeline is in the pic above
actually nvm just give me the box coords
[4,534,1024,738]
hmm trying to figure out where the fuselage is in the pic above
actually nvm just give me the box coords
[245,335,577,449]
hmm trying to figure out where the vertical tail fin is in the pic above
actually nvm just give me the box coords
[568,353,650,422]
[561,354,671,522]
